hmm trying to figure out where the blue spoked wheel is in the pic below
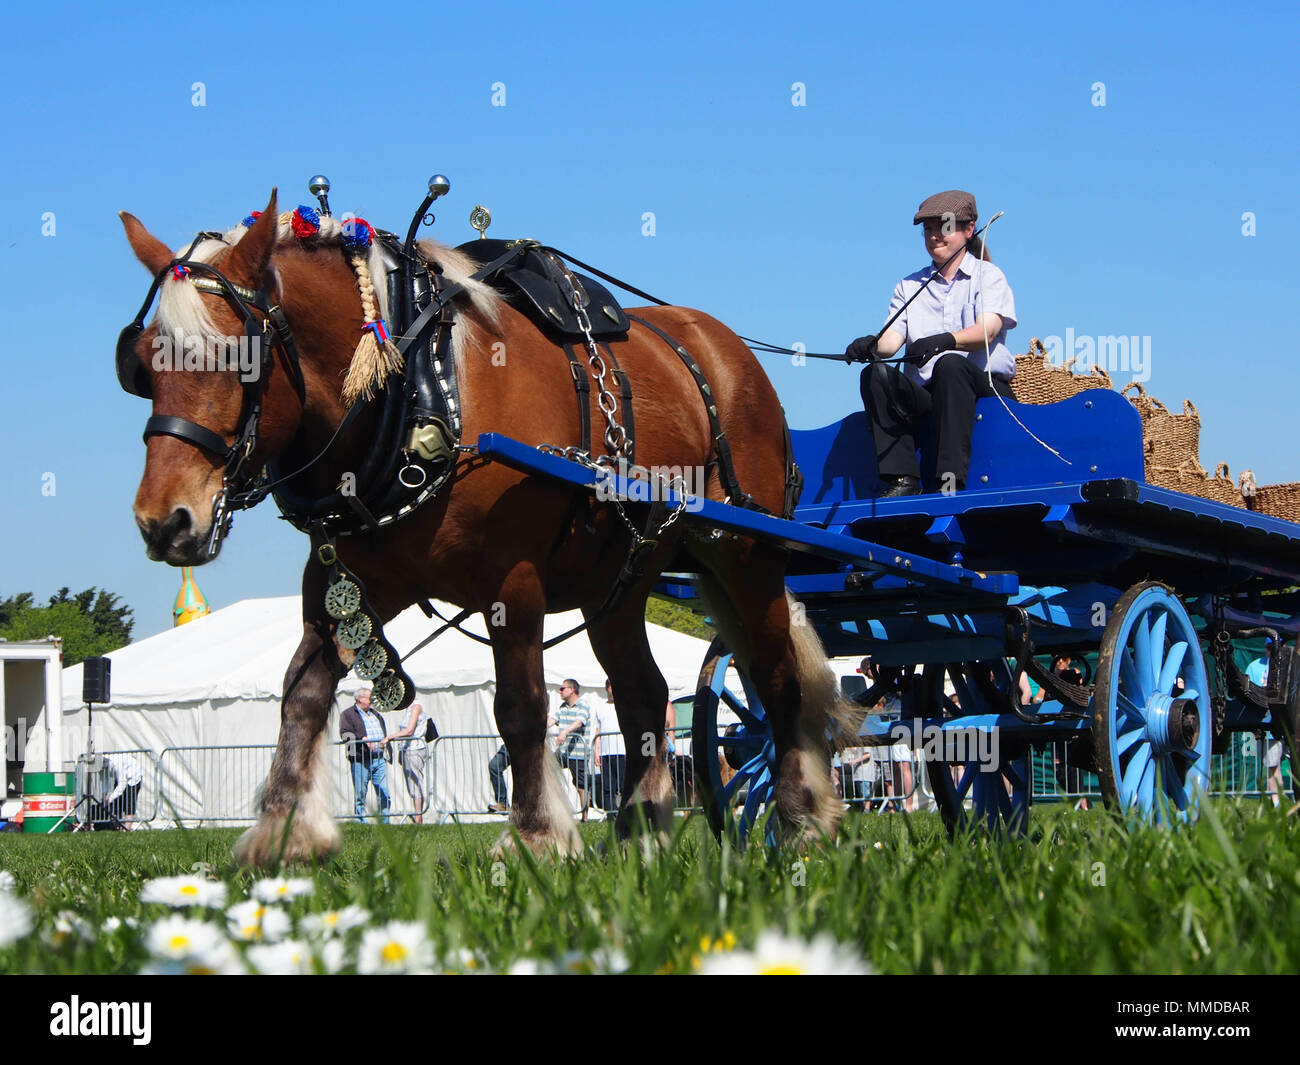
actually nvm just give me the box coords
[1090,582,1211,822]
[921,661,1031,836]
[692,638,778,845]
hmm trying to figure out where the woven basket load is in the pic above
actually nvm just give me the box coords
[1010,338,1114,405]
[1142,396,1201,470]
[1150,461,1243,507]
[1241,469,1300,522]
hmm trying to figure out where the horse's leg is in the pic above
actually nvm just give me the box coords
[489,572,582,857]
[691,537,843,841]
[234,560,346,866]
[583,589,674,838]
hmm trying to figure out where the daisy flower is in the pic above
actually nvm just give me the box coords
[0,893,34,948]
[139,875,227,909]
[48,910,95,946]
[319,937,348,974]
[226,900,291,943]
[358,921,434,974]
[143,916,242,974]
[251,878,315,904]
[247,939,313,975]
[301,905,369,938]
[697,931,872,975]
[0,870,16,894]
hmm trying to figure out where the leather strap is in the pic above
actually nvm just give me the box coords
[142,414,231,458]
[562,342,592,455]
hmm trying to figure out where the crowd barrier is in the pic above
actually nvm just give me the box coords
[45,730,1289,828]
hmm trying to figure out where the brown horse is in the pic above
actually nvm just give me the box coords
[119,190,843,865]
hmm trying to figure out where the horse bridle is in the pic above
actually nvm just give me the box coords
[116,239,307,557]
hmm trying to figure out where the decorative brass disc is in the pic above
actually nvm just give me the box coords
[324,579,361,620]
[353,639,389,680]
[370,671,406,713]
[336,613,373,650]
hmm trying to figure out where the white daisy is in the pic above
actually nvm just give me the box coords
[0,893,34,948]
[145,916,227,963]
[301,905,369,938]
[319,937,347,974]
[48,910,95,946]
[225,900,291,943]
[101,916,138,934]
[247,939,313,975]
[139,875,227,909]
[697,931,872,975]
[358,921,435,974]
[0,870,16,894]
[250,877,315,904]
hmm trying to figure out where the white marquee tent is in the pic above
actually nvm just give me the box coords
[46,596,712,825]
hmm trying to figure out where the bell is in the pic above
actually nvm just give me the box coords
[308,174,332,217]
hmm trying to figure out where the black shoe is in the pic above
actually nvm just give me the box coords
[877,475,922,499]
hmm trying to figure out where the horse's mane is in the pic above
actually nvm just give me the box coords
[156,215,501,403]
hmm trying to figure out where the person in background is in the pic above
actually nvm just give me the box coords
[551,679,592,821]
[388,701,432,824]
[592,678,627,816]
[105,752,144,829]
[487,744,510,813]
[340,688,391,824]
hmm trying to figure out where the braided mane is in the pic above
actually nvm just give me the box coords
[156,208,501,406]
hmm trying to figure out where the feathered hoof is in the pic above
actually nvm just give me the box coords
[489,821,584,862]
[233,810,342,868]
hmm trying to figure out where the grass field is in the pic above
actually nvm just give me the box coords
[1,802,1296,974]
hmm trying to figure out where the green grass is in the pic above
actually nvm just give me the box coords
[1,802,1297,974]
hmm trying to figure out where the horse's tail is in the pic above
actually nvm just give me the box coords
[695,576,853,833]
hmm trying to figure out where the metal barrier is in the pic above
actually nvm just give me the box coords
[56,729,1292,828]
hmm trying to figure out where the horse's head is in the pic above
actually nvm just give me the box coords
[118,192,308,564]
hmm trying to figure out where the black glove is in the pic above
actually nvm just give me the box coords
[904,332,956,363]
[844,334,879,363]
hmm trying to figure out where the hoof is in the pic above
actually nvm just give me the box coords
[233,809,341,868]
[489,821,583,861]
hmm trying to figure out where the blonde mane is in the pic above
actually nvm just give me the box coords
[154,212,502,404]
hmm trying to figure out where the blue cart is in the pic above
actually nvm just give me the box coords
[478,385,1300,838]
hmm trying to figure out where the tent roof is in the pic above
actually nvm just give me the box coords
[63,596,710,709]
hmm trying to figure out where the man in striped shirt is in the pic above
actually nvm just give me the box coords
[551,679,592,820]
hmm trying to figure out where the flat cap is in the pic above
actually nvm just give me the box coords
[913,189,977,225]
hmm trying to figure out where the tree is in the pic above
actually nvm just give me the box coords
[0,588,135,666]
[645,595,715,641]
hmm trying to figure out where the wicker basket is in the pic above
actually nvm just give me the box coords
[1010,338,1114,405]
[1248,481,1300,523]
[1151,461,1242,507]
[1142,397,1201,471]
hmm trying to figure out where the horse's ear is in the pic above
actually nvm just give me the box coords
[119,211,174,276]
[223,189,280,283]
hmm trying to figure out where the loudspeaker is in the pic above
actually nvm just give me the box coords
[83,657,111,704]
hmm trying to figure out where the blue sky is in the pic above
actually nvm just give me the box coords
[1,0,1296,638]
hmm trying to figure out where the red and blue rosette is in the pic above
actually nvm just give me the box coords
[341,216,374,250]
[290,204,321,240]
[171,264,191,281]
[240,210,262,228]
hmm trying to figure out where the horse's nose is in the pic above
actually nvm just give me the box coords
[137,506,195,559]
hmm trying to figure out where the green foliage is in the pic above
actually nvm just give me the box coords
[0,588,134,666]
[645,595,715,641]
[1,803,1297,974]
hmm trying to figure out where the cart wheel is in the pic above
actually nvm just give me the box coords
[921,661,1031,836]
[1091,582,1211,823]
[692,637,777,844]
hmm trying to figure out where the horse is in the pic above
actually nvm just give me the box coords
[117,189,845,865]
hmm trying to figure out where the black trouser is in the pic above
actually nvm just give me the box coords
[859,352,1013,489]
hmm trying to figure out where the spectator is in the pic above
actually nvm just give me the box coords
[388,701,432,824]
[1246,656,1285,807]
[340,688,391,824]
[551,679,592,821]
[105,752,144,829]
[858,658,915,812]
[488,744,510,813]
[592,679,627,815]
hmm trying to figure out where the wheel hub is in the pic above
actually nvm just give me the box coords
[1143,694,1199,753]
